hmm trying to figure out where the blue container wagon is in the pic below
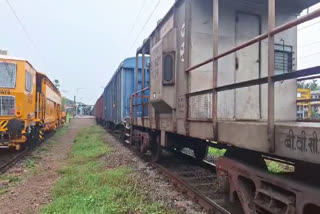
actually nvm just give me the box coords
[103,57,150,129]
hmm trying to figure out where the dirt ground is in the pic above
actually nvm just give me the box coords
[0,118,95,214]
[0,119,204,214]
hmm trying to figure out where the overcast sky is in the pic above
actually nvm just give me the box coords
[0,0,174,104]
[298,4,320,70]
[0,0,319,104]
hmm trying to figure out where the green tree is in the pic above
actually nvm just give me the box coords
[297,80,320,91]
[54,79,60,89]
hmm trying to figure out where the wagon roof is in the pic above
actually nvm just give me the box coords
[137,0,320,54]
[36,72,61,96]
[103,56,149,91]
[0,54,38,72]
[0,55,61,95]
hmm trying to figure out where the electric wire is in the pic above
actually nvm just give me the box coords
[299,52,320,59]
[298,20,320,31]
[299,41,320,48]
[127,0,161,55]
[5,0,45,63]
[128,0,147,35]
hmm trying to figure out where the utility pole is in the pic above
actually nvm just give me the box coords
[74,95,76,118]
[75,88,85,117]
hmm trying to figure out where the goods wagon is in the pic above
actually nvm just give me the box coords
[94,94,104,124]
[0,55,62,150]
[121,0,320,213]
[103,57,149,129]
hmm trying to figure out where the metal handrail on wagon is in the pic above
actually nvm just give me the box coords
[130,87,150,125]
[184,0,320,152]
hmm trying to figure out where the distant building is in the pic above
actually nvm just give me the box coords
[297,88,311,120]
[0,50,8,55]
[311,90,320,113]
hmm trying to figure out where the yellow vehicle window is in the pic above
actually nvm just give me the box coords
[0,63,17,89]
[25,70,33,92]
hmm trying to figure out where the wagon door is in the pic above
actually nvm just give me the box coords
[235,12,261,120]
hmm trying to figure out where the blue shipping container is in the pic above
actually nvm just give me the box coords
[103,57,150,127]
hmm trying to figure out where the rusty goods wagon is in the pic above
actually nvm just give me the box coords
[103,57,150,129]
[94,94,104,124]
[122,0,320,213]
[0,55,62,150]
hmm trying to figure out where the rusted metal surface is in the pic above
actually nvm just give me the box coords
[133,87,150,96]
[128,0,320,165]
[94,95,104,123]
[132,129,150,154]
[216,157,320,214]
[267,0,276,153]
[212,0,219,141]
[184,0,191,136]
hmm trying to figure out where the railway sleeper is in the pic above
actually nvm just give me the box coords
[216,157,320,214]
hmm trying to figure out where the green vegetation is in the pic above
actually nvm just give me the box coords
[0,175,20,183]
[208,147,226,157]
[66,114,73,123]
[62,97,74,111]
[26,159,37,169]
[38,147,49,152]
[42,126,173,214]
[55,126,69,137]
[0,175,21,195]
[265,160,294,174]
[208,147,293,174]
[297,79,320,91]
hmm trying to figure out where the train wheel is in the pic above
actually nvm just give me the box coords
[193,144,208,160]
[151,135,162,163]
[135,139,141,152]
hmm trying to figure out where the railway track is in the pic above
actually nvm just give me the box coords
[0,132,55,174]
[108,129,233,214]
[155,151,231,214]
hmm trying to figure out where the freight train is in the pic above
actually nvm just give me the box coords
[94,57,149,129]
[0,55,63,150]
[95,0,320,213]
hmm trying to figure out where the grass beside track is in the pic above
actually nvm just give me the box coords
[208,147,293,173]
[42,125,173,214]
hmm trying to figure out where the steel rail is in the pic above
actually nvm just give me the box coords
[154,162,230,214]
[106,129,231,214]
[0,131,55,174]
[0,149,29,174]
